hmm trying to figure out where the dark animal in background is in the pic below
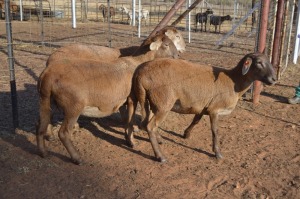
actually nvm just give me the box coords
[99,4,115,22]
[195,9,213,32]
[210,15,232,33]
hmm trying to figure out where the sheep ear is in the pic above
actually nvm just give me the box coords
[242,57,252,75]
[164,29,172,37]
[150,40,161,50]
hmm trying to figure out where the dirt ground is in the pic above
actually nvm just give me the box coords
[0,20,299,199]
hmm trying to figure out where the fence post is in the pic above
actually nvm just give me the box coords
[271,0,285,78]
[5,0,19,129]
[72,0,76,28]
[293,0,300,64]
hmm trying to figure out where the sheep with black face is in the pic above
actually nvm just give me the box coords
[126,53,276,162]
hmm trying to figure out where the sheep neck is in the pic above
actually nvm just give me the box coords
[130,45,157,63]
[228,64,253,97]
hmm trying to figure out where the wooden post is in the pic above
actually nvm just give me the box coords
[271,0,285,77]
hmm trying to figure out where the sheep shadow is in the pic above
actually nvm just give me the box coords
[0,83,39,132]
[46,110,156,162]
[159,128,215,158]
[80,116,155,161]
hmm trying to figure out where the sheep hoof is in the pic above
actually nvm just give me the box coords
[125,135,136,148]
[126,141,136,148]
[45,134,55,142]
[138,124,147,132]
[183,131,191,139]
[72,158,84,165]
[156,137,164,145]
[215,153,223,160]
[39,151,49,158]
[158,157,167,163]
[133,126,140,132]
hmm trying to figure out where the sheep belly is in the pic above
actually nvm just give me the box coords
[171,100,207,114]
[81,106,120,118]
[216,107,234,115]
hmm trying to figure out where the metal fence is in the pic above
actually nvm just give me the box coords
[0,0,258,31]
[264,0,296,79]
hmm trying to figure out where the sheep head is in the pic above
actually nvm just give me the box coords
[241,53,276,86]
[149,36,179,59]
[142,26,186,53]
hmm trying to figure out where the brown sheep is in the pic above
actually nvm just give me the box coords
[43,26,186,141]
[126,53,276,162]
[36,33,180,165]
[46,26,186,66]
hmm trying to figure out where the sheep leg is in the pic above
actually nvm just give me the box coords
[147,111,168,162]
[36,121,49,158]
[125,96,137,147]
[58,116,82,165]
[36,97,52,158]
[119,104,128,124]
[141,108,164,144]
[209,113,223,159]
[45,124,55,141]
[183,112,204,138]
[140,99,151,132]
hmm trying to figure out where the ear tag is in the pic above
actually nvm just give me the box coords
[242,58,252,75]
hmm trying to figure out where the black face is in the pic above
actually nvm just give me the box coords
[226,15,232,21]
[249,53,276,85]
[206,9,213,15]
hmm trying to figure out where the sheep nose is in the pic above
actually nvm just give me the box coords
[268,76,277,85]
[173,53,180,59]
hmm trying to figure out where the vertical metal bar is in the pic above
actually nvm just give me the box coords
[293,0,300,64]
[253,0,270,105]
[132,0,135,26]
[72,0,76,28]
[268,1,278,60]
[284,0,295,69]
[271,0,285,76]
[39,0,44,45]
[107,0,111,47]
[278,0,289,79]
[19,0,23,21]
[138,0,141,38]
[5,0,19,129]
[188,0,191,43]
[252,0,256,28]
